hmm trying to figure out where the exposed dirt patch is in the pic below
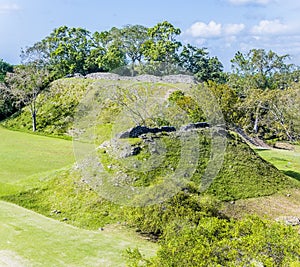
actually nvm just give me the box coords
[222,189,300,220]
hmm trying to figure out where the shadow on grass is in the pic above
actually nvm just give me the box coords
[283,170,300,182]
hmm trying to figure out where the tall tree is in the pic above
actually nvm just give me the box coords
[230,49,293,91]
[142,21,182,73]
[88,29,126,72]
[119,25,149,75]
[0,82,16,120]
[42,26,92,76]
[179,44,225,83]
[5,64,50,131]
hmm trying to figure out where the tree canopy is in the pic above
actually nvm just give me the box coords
[0,59,13,82]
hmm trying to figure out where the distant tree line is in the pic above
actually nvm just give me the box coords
[18,21,225,82]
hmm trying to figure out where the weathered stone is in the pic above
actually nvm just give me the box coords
[274,142,294,151]
[118,125,176,138]
[84,72,196,84]
[275,216,300,226]
[180,122,210,131]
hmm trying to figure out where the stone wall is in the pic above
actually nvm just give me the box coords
[83,72,196,84]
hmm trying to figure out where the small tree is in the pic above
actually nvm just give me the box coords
[0,59,13,82]
[5,64,50,131]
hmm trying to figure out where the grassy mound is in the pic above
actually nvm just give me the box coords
[2,78,93,136]
[2,130,298,233]
[2,78,300,265]
[1,78,299,228]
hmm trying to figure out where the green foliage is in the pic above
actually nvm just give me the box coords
[0,83,16,120]
[2,78,92,135]
[43,26,92,76]
[149,216,300,266]
[235,85,300,141]
[118,24,149,74]
[168,90,206,122]
[124,248,152,267]
[179,44,225,83]
[21,22,225,79]
[124,191,222,236]
[0,59,13,81]
[142,21,181,64]
[206,81,239,124]
[230,49,294,91]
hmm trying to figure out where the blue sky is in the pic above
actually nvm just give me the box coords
[1,0,300,70]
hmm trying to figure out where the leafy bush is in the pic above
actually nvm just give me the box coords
[125,216,300,266]
[150,216,300,266]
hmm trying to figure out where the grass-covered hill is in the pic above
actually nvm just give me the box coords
[2,77,300,265]
[2,77,298,202]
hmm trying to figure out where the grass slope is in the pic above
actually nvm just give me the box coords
[0,127,74,184]
[3,132,299,233]
[256,146,300,181]
[223,145,300,219]
[0,200,156,266]
[206,134,298,201]
[2,78,93,136]
[0,127,157,265]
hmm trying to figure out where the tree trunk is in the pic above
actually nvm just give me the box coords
[253,103,261,134]
[131,60,135,77]
[32,110,37,132]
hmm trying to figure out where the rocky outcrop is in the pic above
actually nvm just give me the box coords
[117,123,222,139]
[273,142,294,151]
[275,216,300,226]
[180,122,210,131]
[84,73,196,84]
[118,125,176,138]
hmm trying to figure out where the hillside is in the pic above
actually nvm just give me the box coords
[2,76,300,265]
[1,76,299,212]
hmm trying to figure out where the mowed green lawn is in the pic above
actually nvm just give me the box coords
[0,127,75,184]
[0,127,157,265]
[255,145,300,181]
[0,201,156,266]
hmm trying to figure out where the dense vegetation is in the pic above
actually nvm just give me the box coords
[1,20,300,266]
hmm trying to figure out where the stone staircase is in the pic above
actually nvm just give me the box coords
[234,127,270,149]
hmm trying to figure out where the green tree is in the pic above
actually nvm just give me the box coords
[5,64,50,131]
[119,24,149,75]
[207,81,239,124]
[88,29,126,72]
[149,216,300,266]
[230,49,293,91]
[41,26,92,76]
[0,59,13,82]
[0,82,16,120]
[142,21,181,74]
[179,44,225,83]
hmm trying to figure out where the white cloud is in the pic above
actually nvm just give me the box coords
[186,21,222,38]
[186,21,245,38]
[251,19,289,35]
[224,24,245,35]
[0,3,20,14]
[228,0,273,5]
